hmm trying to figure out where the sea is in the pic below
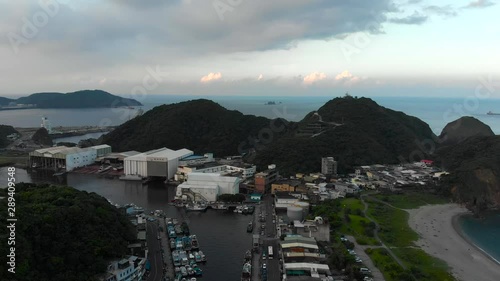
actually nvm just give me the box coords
[458,212,500,264]
[1,95,499,135]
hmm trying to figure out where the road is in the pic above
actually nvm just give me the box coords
[262,194,281,281]
[146,219,164,281]
[346,235,385,281]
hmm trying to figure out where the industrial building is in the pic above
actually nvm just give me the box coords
[175,172,241,202]
[176,161,256,181]
[123,147,193,179]
[29,145,112,171]
[321,157,338,175]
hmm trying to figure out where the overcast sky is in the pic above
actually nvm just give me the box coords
[1,0,499,97]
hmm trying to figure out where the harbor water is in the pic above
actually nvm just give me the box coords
[0,168,254,281]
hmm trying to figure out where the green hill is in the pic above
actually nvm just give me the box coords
[0,125,18,148]
[436,136,500,212]
[3,89,142,108]
[101,99,291,156]
[252,96,436,175]
[0,183,136,281]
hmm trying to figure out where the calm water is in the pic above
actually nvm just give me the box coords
[1,96,499,134]
[459,212,500,263]
[0,167,253,281]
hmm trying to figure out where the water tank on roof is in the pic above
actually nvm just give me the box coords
[293,201,310,217]
[287,206,303,221]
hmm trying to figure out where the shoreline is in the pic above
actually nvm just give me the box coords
[451,212,500,266]
[407,203,500,281]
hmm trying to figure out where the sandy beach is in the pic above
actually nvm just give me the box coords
[407,204,500,281]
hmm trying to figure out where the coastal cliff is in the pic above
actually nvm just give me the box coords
[437,118,500,213]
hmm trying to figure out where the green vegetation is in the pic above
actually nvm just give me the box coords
[0,96,14,106]
[0,183,136,281]
[0,150,28,167]
[102,99,291,156]
[5,89,142,108]
[253,96,436,175]
[366,197,418,247]
[312,197,379,246]
[0,125,18,148]
[436,135,500,213]
[31,127,53,146]
[374,192,449,209]
[365,248,411,281]
[392,248,455,281]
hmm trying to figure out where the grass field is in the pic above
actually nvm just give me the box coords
[365,193,456,280]
[340,197,380,245]
[365,248,409,281]
[373,192,450,209]
[366,198,418,247]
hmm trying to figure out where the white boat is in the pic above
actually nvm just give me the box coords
[180,266,188,277]
[199,251,207,262]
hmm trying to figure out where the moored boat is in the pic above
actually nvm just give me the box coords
[241,262,252,281]
[246,222,253,233]
[191,235,199,249]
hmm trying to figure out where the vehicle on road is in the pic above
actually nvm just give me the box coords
[268,246,273,259]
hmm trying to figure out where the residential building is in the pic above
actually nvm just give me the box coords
[271,179,300,194]
[101,256,146,281]
[321,157,338,175]
[275,191,300,209]
[280,235,331,280]
[254,164,279,193]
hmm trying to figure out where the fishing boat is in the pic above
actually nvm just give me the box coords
[173,251,181,267]
[186,265,194,276]
[246,222,253,233]
[53,171,66,177]
[193,265,203,276]
[180,266,188,277]
[194,251,202,263]
[199,251,207,262]
[170,238,176,249]
[185,203,207,212]
[487,111,500,115]
[181,222,190,235]
[244,250,252,261]
[241,262,252,281]
[191,235,199,249]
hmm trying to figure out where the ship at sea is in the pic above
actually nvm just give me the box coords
[487,111,500,115]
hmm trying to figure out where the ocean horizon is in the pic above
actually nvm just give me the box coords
[1,95,499,135]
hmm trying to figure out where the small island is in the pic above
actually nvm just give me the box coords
[0,89,142,109]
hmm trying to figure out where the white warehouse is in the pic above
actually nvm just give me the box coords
[124,147,193,179]
[176,172,241,202]
[29,145,112,171]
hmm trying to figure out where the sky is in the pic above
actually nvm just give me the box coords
[0,0,499,98]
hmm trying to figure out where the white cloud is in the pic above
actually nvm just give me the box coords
[258,74,263,81]
[200,72,222,83]
[303,72,327,85]
[335,70,354,80]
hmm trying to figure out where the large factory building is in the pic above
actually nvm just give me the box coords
[124,147,193,179]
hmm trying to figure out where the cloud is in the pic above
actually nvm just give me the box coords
[200,72,222,83]
[335,71,362,84]
[303,72,327,85]
[389,12,428,25]
[424,5,458,17]
[463,0,496,9]
[257,74,263,81]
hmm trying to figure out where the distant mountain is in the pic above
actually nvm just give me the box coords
[251,96,436,175]
[101,99,291,156]
[1,90,142,108]
[0,97,14,106]
[439,116,494,145]
[0,125,18,148]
